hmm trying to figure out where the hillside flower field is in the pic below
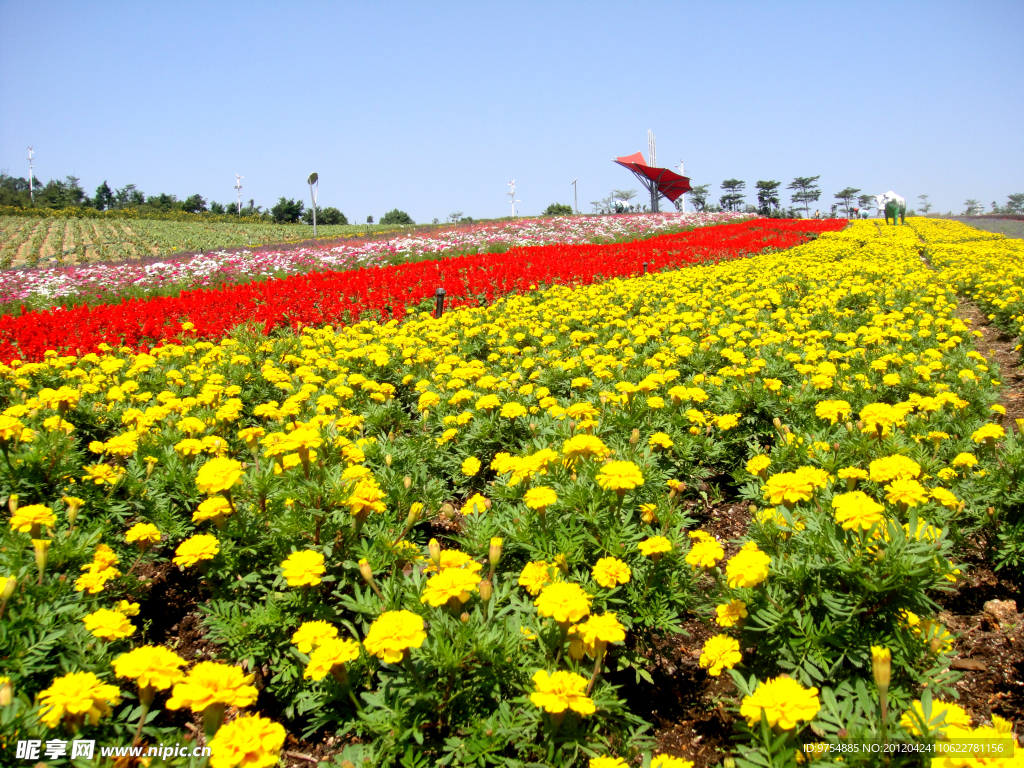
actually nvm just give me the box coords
[2,217,1024,767]
[0,211,746,312]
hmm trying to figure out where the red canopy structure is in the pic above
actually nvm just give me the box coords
[613,152,692,212]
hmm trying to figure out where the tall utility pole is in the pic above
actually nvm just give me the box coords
[647,131,659,212]
[234,174,244,214]
[508,180,520,217]
[26,147,34,204]
[571,178,578,214]
[678,161,685,211]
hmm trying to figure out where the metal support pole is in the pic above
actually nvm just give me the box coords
[434,288,446,318]
[643,262,648,274]
[650,183,659,213]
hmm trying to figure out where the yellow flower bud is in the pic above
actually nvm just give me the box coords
[358,558,375,586]
[0,678,12,707]
[428,538,442,568]
[403,475,412,490]
[488,538,503,570]
[8,494,17,514]
[1,575,15,600]
[479,580,493,603]
[871,646,891,691]
[33,539,51,582]
[385,453,393,468]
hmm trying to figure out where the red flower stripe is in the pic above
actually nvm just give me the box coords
[0,218,844,362]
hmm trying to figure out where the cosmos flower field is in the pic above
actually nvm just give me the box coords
[2,216,1024,767]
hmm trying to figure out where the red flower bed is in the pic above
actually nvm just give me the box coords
[0,218,844,362]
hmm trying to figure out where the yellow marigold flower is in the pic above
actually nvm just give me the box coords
[519,560,554,595]
[930,487,959,509]
[884,478,929,508]
[535,581,592,623]
[125,522,161,546]
[417,391,441,411]
[74,568,118,594]
[363,610,427,663]
[461,456,481,476]
[900,699,971,736]
[871,646,891,690]
[794,465,830,489]
[685,536,722,569]
[569,612,626,659]
[9,503,56,533]
[868,454,921,483]
[207,713,285,768]
[174,437,205,457]
[166,661,257,713]
[726,543,771,588]
[763,472,814,506]
[91,543,120,570]
[699,634,742,676]
[524,486,557,510]
[667,479,686,493]
[972,423,1005,443]
[281,550,326,587]
[193,496,232,523]
[746,455,771,475]
[37,671,121,729]
[114,600,140,616]
[421,567,480,607]
[195,457,244,495]
[346,477,387,516]
[173,534,220,567]
[459,492,488,515]
[740,676,820,730]
[715,414,740,431]
[831,491,886,531]
[715,599,748,627]
[562,434,610,462]
[424,549,483,574]
[112,646,186,691]
[596,460,644,492]
[529,669,596,715]
[291,620,339,654]
[951,452,977,468]
[0,414,24,441]
[475,394,501,411]
[649,432,674,449]
[639,536,672,557]
[591,557,631,588]
[651,757,695,768]
[82,608,136,641]
[589,758,627,768]
[815,399,851,425]
[304,637,361,681]
[837,467,868,480]
[500,402,527,419]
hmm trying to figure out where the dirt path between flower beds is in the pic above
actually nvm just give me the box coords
[956,301,1024,434]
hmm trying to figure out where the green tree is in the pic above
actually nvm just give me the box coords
[543,203,573,216]
[688,184,710,212]
[271,197,305,223]
[963,199,983,215]
[755,180,781,215]
[834,187,861,218]
[381,209,414,225]
[1006,193,1024,214]
[448,211,464,224]
[0,173,31,207]
[38,176,87,208]
[857,194,874,216]
[303,206,347,225]
[788,176,821,217]
[93,181,114,210]
[114,184,145,209]
[917,194,932,214]
[181,194,207,213]
[719,179,746,212]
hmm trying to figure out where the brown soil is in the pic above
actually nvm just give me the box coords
[936,553,1024,725]
[956,302,1024,434]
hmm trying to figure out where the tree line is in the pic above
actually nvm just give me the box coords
[0,172,419,226]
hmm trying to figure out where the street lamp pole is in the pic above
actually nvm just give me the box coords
[307,172,319,236]
[572,178,578,214]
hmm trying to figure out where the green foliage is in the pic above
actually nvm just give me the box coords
[544,203,574,216]
[271,197,305,223]
[788,176,822,217]
[381,209,415,226]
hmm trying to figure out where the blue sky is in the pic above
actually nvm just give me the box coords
[1,1,1021,222]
